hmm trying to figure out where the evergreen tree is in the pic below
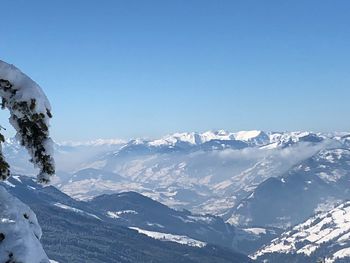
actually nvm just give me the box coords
[0,60,55,183]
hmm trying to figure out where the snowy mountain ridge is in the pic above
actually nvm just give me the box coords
[2,129,344,152]
[113,130,334,150]
[253,201,350,262]
[2,130,349,218]
[53,130,342,148]
[227,148,350,229]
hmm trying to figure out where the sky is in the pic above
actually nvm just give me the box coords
[1,0,350,141]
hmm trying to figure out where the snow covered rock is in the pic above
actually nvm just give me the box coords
[0,185,49,262]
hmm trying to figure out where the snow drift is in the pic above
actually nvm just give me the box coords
[0,185,49,262]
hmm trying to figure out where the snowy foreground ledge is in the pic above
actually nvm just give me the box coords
[0,186,49,262]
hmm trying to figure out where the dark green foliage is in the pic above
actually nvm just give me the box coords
[36,204,253,263]
[0,150,10,180]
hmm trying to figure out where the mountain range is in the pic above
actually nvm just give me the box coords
[3,130,350,262]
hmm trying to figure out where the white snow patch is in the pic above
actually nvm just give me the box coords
[326,247,350,262]
[107,210,138,219]
[234,130,263,141]
[243,228,267,235]
[12,175,22,183]
[130,227,206,247]
[54,203,101,220]
[3,180,15,188]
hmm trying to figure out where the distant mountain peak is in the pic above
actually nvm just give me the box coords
[233,130,264,140]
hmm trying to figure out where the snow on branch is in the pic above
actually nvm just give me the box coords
[0,60,55,183]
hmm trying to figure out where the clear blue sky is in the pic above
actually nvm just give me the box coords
[1,1,350,141]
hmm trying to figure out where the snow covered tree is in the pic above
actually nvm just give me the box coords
[0,60,55,183]
[0,60,55,262]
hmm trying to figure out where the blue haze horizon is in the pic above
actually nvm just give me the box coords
[1,0,350,141]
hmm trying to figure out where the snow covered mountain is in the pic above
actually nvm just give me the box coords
[1,175,257,262]
[88,191,279,254]
[2,130,347,217]
[253,201,350,263]
[2,131,350,262]
[227,148,350,228]
[59,131,341,213]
